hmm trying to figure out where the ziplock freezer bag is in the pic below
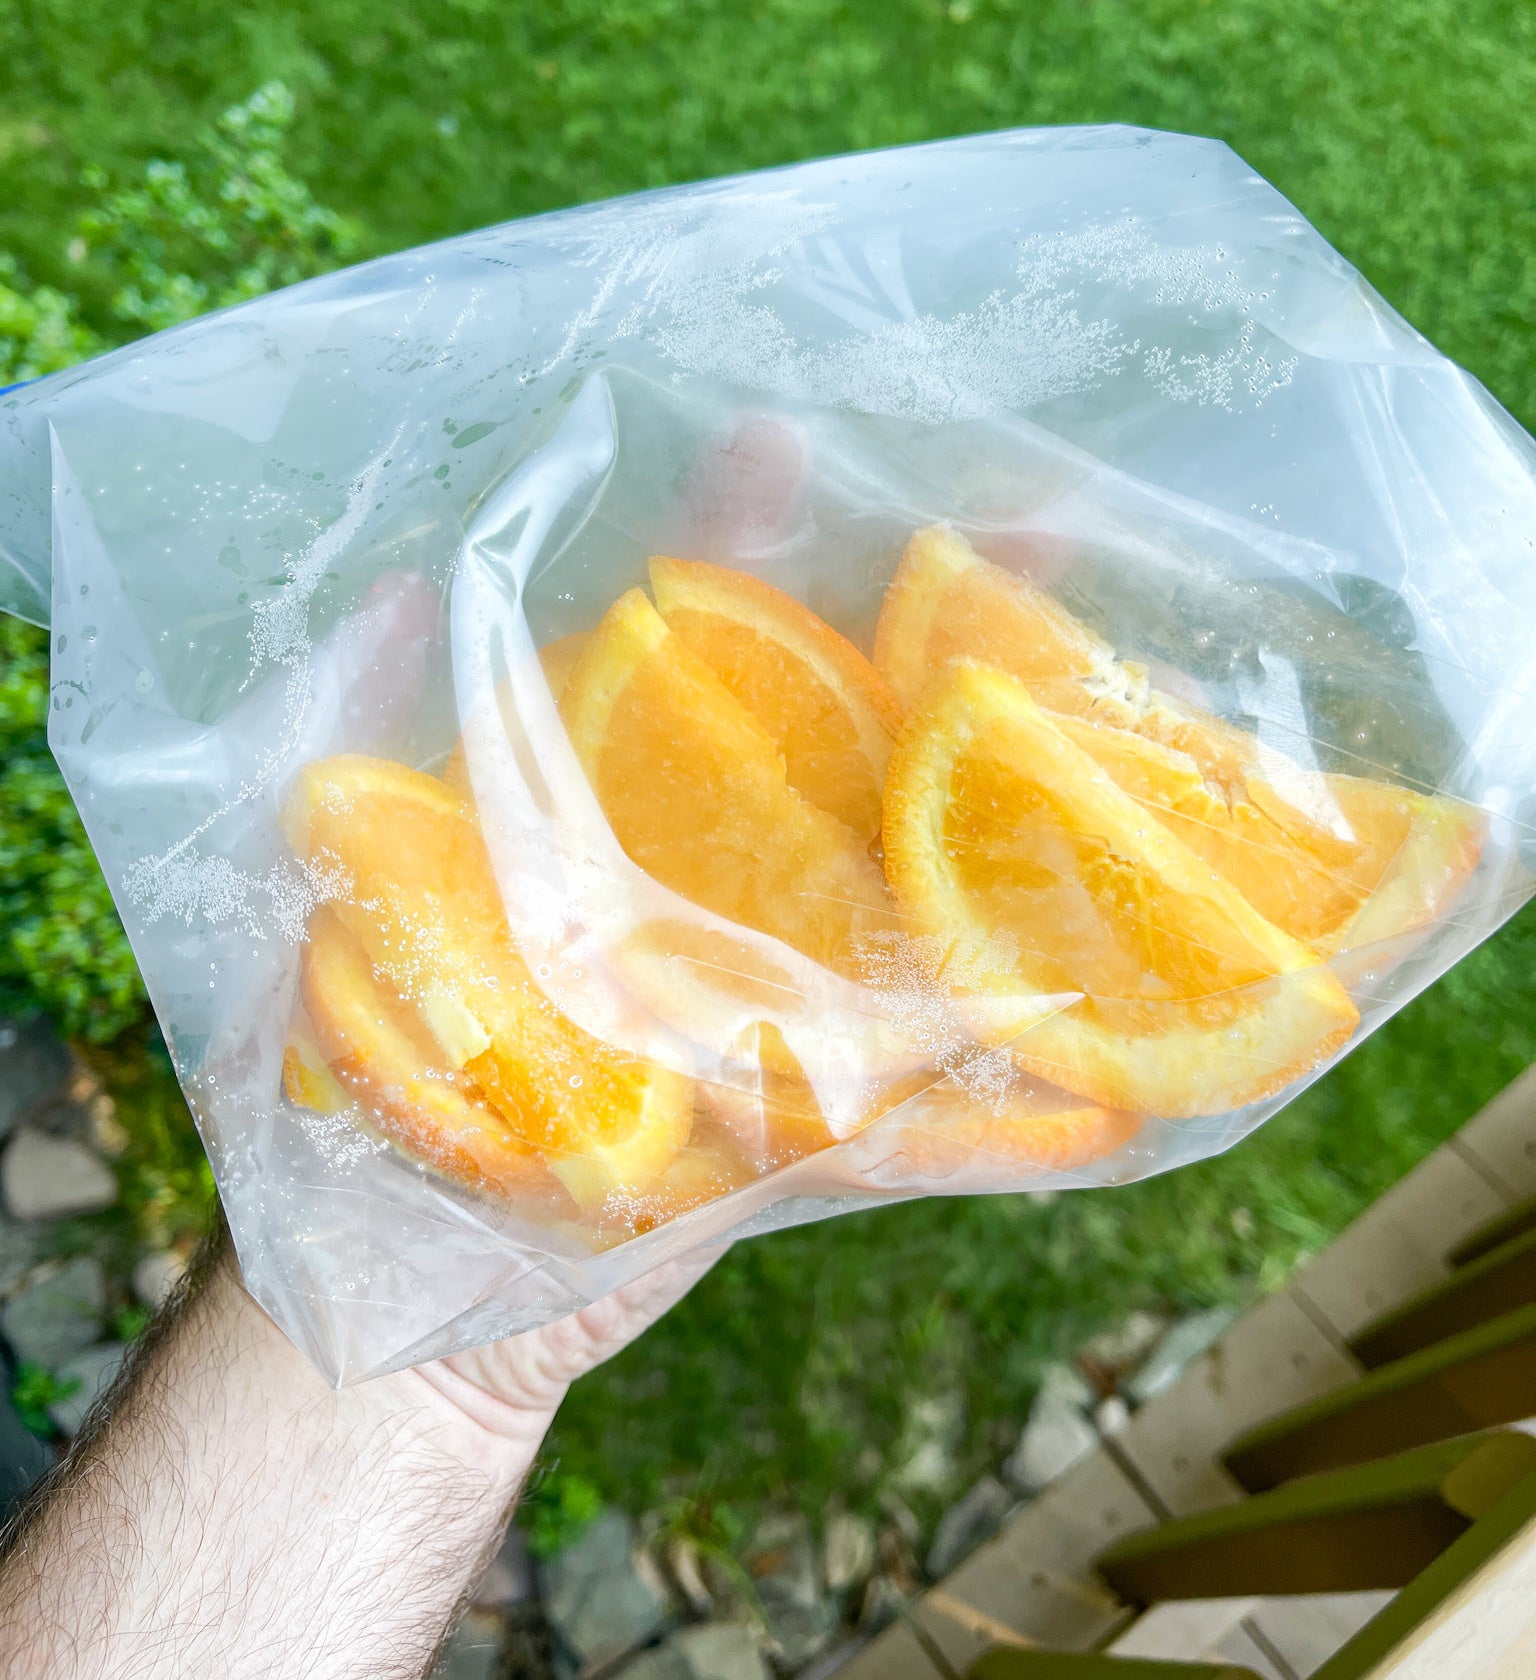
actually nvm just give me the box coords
[4,125,1536,1384]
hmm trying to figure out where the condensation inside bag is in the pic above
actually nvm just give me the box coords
[4,125,1536,1383]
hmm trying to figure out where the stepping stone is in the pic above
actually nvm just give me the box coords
[1,1257,106,1367]
[2,1128,117,1220]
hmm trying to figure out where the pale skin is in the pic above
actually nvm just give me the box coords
[0,1240,722,1680]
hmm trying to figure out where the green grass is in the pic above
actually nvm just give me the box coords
[4,0,1536,1540]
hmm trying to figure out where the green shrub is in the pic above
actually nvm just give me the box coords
[72,81,360,337]
[0,256,101,385]
[0,617,146,1040]
[0,83,362,1041]
[10,1362,81,1441]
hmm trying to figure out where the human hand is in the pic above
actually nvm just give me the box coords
[394,1245,728,1456]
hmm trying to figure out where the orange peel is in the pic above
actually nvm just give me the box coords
[282,754,694,1210]
[881,661,1360,1115]
[650,555,901,845]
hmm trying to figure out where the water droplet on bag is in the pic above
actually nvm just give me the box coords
[134,669,155,695]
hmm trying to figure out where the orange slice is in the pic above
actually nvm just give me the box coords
[650,556,902,845]
[850,1079,1143,1182]
[282,754,694,1209]
[876,525,1484,953]
[594,1113,757,1240]
[282,1008,352,1116]
[882,662,1359,1116]
[559,588,896,977]
[875,524,1135,720]
[1050,714,1486,955]
[698,1032,1139,1182]
[296,907,567,1204]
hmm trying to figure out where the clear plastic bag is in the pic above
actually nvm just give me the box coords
[4,125,1535,1384]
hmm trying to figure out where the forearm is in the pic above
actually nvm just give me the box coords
[0,1252,550,1680]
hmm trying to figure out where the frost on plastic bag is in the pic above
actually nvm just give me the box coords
[7,126,1536,1382]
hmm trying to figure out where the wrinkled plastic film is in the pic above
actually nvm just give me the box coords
[3,125,1535,1382]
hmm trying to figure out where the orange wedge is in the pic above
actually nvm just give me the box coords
[559,588,896,977]
[882,662,1359,1116]
[282,1007,352,1117]
[694,1022,844,1172]
[295,907,568,1204]
[851,1078,1143,1181]
[650,556,902,846]
[1049,714,1486,955]
[876,524,1135,720]
[594,1113,757,1240]
[876,525,1484,953]
[282,754,694,1209]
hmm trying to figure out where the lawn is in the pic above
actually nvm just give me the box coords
[3,0,1536,1541]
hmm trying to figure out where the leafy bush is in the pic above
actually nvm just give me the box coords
[0,256,100,385]
[10,1362,80,1440]
[0,83,362,1040]
[72,82,360,337]
[0,617,145,1039]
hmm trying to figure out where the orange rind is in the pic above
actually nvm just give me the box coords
[876,525,1484,954]
[851,1077,1143,1182]
[881,661,1360,1115]
[559,587,896,978]
[650,555,901,846]
[282,754,694,1210]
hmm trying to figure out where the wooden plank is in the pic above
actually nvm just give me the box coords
[1448,1064,1536,1203]
[1348,1226,1536,1368]
[1246,1594,1394,1679]
[1312,1481,1536,1679]
[970,1652,1266,1678]
[1361,1517,1536,1678]
[1223,1305,1536,1492]
[1447,1197,1536,1269]
[1108,1600,1288,1678]
[1288,1147,1508,1347]
[924,1452,1151,1665]
[1097,1436,1534,1606]
[1112,1291,1360,1517]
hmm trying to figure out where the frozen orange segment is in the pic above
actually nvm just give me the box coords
[882,661,1359,1116]
[282,1008,352,1116]
[854,1078,1143,1181]
[694,1020,846,1172]
[1051,714,1486,955]
[876,525,1484,953]
[594,1113,758,1240]
[559,588,896,977]
[282,754,694,1210]
[875,524,1132,718]
[297,907,567,1203]
[650,556,902,845]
